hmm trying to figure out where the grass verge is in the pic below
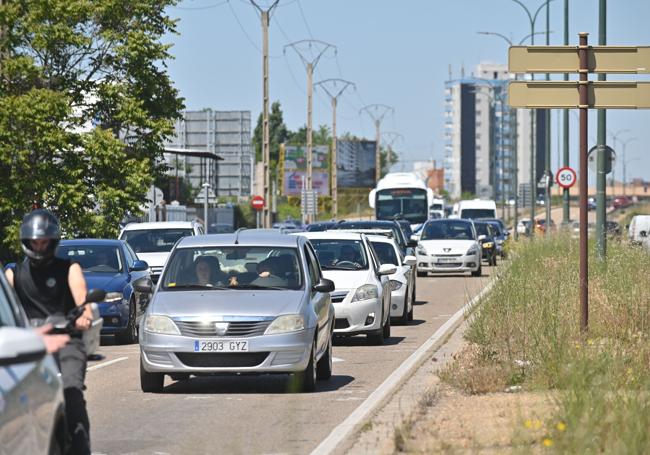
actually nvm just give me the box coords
[440,235,650,452]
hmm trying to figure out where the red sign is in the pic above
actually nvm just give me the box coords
[556,167,577,189]
[251,195,264,211]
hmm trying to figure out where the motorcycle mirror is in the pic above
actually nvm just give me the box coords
[85,288,106,303]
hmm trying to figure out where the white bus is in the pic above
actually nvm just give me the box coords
[369,172,434,230]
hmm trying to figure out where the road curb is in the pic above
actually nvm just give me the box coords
[310,276,497,455]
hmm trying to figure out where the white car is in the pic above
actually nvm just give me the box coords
[416,219,482,277]
[516,218,532,236]
[296,232,396,345]
[367,235,416,324]
[119,221,204,283]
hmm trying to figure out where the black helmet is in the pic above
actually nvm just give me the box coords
[20,209,61,265]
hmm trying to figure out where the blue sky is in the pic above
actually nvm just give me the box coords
[165,0,650,182]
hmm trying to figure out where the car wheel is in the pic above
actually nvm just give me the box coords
[471,264,482,277]
[115,298,137,345]
[293,340,317,392]
[398,290,409,325]
[490,255,497,267]
[407,285,415,322]
[316,328,333,380]
[140,358,164,393]
[383,307,391,338]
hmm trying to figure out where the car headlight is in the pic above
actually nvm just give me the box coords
[351,284,378,302]
[388,280,403,291]
[144,315,180,335]
[483,242,494,249]
[466,246,479,256]
[264,314,305,335]
[416,245,427,255]
[104,292,123,303]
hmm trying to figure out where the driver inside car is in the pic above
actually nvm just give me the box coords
[337,245,361,266]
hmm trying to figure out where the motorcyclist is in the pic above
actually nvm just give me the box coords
[5,209,93,455]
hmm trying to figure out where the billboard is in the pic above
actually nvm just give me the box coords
[283,145,330,195]
[336,140,377,188]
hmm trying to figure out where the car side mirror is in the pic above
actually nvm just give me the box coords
[478,235,486,241]
[0,327,47,367]
[410,234,420,242]
[313,278,335,293]
[86,289,106,303]
[378,263,397,276]
[130,260,149,272]
[403,255,416,267]
[134,281,154,294]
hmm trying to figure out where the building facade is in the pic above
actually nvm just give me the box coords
[443,64,547,202]
[164,110,253,198]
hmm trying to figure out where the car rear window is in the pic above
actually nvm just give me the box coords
[120,229,194,253]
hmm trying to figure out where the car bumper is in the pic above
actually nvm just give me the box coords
[99,301,130,333]
[332,297,383,335]
[416,253,480,274]
[389,286,408,317]
[140,328,316,374]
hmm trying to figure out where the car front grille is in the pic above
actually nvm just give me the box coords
[436,263,463,268]
[175,320,272,338]
[175,352,269,368]
[334,318,350,329]
[434,254,462,258]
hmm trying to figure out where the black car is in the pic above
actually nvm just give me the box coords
[329,220,415,254]
[485,220,508,258]
[306,221,338,232]
[473,221,498,266]
[395,219,413,240]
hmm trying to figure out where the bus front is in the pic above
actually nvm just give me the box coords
[375,187,429,230]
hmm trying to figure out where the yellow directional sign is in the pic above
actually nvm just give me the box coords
[508,81,650,109]
[509,46,650,74]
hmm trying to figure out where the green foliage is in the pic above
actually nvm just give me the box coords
[0,0,184,260]
[252,101,289,175]
[461,191,476,200]
[286,124,331,147]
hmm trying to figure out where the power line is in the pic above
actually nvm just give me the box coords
[175,0,229,10]
[297,0,314,39]
[227,0,263,54]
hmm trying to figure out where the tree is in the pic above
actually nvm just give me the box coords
[0,0,184,260]
[286,124,331,146]
[252,101,288,174]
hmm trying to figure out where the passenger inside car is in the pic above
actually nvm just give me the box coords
[192,256,227,286]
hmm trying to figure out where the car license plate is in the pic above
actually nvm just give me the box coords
[194,339,249,352]
[438,257,456,263]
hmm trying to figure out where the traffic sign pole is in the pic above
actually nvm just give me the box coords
[579,32,589,332]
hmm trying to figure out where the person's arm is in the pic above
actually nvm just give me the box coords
[5,268,13,287]
[68,263,92,331]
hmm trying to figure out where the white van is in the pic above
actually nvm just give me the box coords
[628,215,650,244]
[454,199,498,220]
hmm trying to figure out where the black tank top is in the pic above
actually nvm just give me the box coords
[14,257,77,319]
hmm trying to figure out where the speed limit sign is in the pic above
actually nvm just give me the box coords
[556,167,577,189]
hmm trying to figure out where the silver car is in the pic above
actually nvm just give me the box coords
[0,268,65,455]
[138,231,335,393]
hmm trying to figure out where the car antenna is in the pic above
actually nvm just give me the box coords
[234,227,247,245]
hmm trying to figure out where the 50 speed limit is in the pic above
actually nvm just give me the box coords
[556,167,577,189]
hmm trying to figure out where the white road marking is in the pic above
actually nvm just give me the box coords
[332,357,345,363]
[310,279,496,455]
[87,356,128,372]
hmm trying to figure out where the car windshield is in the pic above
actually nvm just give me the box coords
[121,228,194,253]
[474,223,491,237]
[161,246,303,290]
[460,208,496,219]
[420,220,475,241]
[57,245,123,273]
[309,239,369,270]
[486,222,503,235]
[370,241,399,266]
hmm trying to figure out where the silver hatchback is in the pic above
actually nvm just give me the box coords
[138,231,335,393]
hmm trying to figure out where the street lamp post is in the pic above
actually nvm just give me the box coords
[509,0,555,236]
[620,137,637,196]
[608,128,630,196]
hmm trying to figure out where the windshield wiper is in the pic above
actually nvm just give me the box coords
[232,284,288,290]
[164,284,230,290]
[322,265,364,271]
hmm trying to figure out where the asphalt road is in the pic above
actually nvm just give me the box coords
[85,267,493,455]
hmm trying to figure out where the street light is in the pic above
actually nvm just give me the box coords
[607,128,631,195]
[509,0,555,235]
[620,137,637,196]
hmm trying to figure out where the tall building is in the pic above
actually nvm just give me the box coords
[165,110,253,197]
[443,64,547,202]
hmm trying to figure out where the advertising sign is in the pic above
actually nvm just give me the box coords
[336,140,377,188]
[283,145,329,195]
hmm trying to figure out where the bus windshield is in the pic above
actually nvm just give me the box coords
[376,188,428,224]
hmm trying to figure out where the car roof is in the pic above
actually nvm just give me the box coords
[121,221,197,231]
[335,220,397,227]
[366,234,397,244]
[176,230,302,248]
[295,231,366,241]
[60,239,124,246]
